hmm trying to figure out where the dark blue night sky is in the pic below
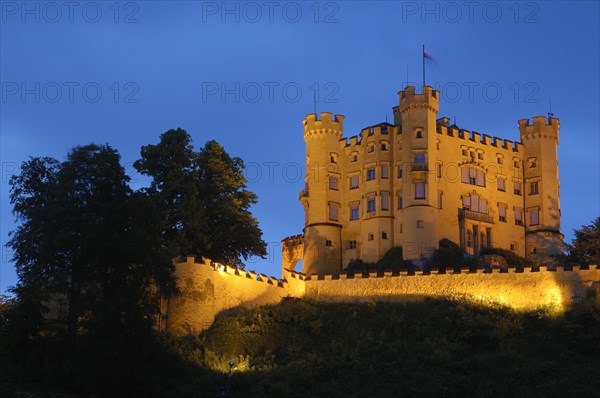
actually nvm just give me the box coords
[1,1,599,293]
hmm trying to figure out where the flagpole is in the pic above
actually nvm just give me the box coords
[422,44,425,89]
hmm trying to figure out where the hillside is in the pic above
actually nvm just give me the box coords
[2,296,600,397]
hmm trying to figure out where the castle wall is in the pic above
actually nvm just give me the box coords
[303,267,600,312]
[165,256,600,334]
[165,257,304,336]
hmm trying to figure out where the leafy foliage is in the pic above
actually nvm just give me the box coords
[430,238,465,270]
[565,217,600,265]
[134,129,267,267]
[480,247,532,267]
[346,247,412,274]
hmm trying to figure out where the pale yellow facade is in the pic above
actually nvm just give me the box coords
[284,86,563,276]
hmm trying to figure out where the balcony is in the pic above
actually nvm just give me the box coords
[458,208,494,224]
[411,163,428,172]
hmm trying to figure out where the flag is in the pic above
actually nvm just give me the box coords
[423,47,436,63]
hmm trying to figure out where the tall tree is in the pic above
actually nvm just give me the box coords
[7,144,177,345]
[134,129,267,267]
[566,217,600,265]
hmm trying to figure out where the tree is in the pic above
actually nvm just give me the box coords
[566,217,600,265]
[7,144,177,346]
[134,129,266,267]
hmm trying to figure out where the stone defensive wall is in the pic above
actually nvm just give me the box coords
[165,256,600,335]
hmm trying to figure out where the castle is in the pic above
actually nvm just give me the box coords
[282,85,563,276]
[162,86,600,336]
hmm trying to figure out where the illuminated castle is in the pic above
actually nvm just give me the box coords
[162,86,600,336]
[283,85,563,276]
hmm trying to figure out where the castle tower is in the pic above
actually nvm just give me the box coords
[301,112,345,275]
[397,86,440,260]
[519,116,563,264]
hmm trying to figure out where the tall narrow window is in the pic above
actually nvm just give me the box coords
[381,165,389,179]
[330,153,338,163]
[397,164,403,179]
[367,195,376,212]
[381,192,389,210]
[497,177,506,191]
[350,175,359,189]
[514,181,522,195]
[328,203,339,221]
[437,163,442,178]
[329,176,338,190]
[415,182,426,199]
[438,191,443,209]
[350,203,359,220]
[499,204,507,222]
[397,193,403,209]
[515,208,523,226]
[529,208,540,225]
[367,167,376,181]
[529,181,539,195]
[416,130,423,138]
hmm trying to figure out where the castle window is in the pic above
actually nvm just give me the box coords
[437,163,442,178]
[368,233,374,241]
[397,193,403,209]
[368,144,375,153]
[461,167,485,187]
[381,192,389,210]
[470,151,475,158]
[351,152,358,162]
[415,182,426,199]
[367,195,376,212]
[514,160,520,168]
[350,175,359,189]
[349,240,357,249]
[382,232,388,240]
[529,181,539,195]
[329,176,338,190]
[478,152,484,160]
[328,202,339,221]
[497,156,504,164]
[417,220,424,228]
[462,194,487,214]
[397,164,403,179]
[499,203,507,222]
[514,208,523,226]
[438,191,443,209]
[399,223,403,233]
[416,130,423,138]
[330,153,338,163]
[414,153,425,163]
[350,203,359,220]
[513,181,522,195]
[462,149,468,156]
[467,230,472,247]
[325,240,333,247]
[529,208,540,226]
[368,127,374,135]
[381,125,388,134]
[381,165,389,179]
[381,142,388,151]
[367,167,376,181]
[498,177,506,192]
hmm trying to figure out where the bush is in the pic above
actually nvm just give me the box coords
[430,239,465,270]
[346,247,411,274]
[480,247,532,267]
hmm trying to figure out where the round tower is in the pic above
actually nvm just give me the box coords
[397,86,440,261]
[518,116,563,264]
[301,112,345,276]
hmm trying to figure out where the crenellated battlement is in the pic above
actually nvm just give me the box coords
[398,85,439,113]
[437,123,523,153]
[303,112,345,139]
[519,116,560,141]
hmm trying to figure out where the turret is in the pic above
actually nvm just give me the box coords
[519,116,563,264]
[301,112,345,275]
[396,86,440,260]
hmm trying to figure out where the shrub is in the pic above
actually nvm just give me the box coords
[480,247,532,267]
[430,239,465,270]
